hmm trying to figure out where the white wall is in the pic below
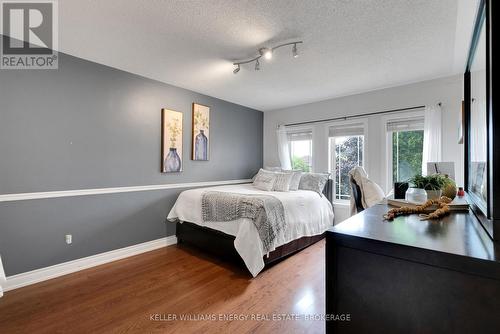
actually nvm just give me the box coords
[264,75,464,224]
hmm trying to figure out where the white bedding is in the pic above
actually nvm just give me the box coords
[167,183,334,277]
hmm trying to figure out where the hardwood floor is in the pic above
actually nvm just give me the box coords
[0,240,326,334]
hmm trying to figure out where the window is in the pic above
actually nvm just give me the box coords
[288,130,313,172]
[328,123,365,201]
[387,118,424,184]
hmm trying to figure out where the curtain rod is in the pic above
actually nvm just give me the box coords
[281,103,441,128]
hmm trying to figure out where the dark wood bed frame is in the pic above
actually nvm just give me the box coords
[176,179,333,270]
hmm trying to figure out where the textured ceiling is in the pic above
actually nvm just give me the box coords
[55,0,477,111]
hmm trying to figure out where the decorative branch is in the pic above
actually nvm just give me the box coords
[383,196,452,221]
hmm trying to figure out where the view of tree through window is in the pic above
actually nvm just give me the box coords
[290,140,312,172]
[392,130,424,183]
[333,136,364,200]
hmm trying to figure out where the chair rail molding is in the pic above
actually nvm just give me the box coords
[0,179,252,202]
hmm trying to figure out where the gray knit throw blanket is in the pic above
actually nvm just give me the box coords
[201,191,286,253]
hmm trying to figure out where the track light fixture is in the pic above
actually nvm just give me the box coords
[232,41,302,74]
[260,48,273,60]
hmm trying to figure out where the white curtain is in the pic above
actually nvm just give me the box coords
[276,125,292,170]
[0,255,6,297]
[422,104,442,175]
[470,98,487,162]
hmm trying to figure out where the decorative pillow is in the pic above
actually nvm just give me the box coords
[253,169,277,191]
[282,170,303,191]
[299,172,330,195]
[360,176,385,207]
[264,166,282,172]
[252,166,282,181]
[272,172,294,192]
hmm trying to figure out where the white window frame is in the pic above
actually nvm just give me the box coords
[382,110,425,192]
[286,126,314,172]
[325,119,368,204]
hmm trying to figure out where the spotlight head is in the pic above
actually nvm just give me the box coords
[233,64,240,74]
[255,59,260,71]
[260,48,273,60]
[292,44,298,58]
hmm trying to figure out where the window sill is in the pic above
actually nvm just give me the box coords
[333,201,350,207]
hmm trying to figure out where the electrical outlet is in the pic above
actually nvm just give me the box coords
[65,234,72,245]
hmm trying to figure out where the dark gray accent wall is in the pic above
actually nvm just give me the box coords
[0,51,263,276]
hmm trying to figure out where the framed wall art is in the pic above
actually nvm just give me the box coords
[161,109,183,173]
[192,103,210,161]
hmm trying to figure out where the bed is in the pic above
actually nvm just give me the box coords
[167,180,333,276]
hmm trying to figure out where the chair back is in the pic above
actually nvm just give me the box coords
[351,179,364,213]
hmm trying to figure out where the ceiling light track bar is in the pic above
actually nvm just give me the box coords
[270,41,303,52]
[232,41,303,73]
[234,56,262,66]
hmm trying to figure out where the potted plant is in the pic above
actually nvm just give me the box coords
[408,174,448,200]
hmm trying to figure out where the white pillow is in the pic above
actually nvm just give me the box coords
[264,166,282,172]
[282,170,303,191]
[253,169,277,191]
[299,172,330,194]
[272,172,293,192]
[252,166,282,181]
[360,176,385,207]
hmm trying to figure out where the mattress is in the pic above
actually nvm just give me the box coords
[167,183,334,276]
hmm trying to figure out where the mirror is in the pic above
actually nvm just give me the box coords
[468,13,487,213]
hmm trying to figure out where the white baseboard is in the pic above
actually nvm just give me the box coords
[3,236,177,292]
[0,256,5,297]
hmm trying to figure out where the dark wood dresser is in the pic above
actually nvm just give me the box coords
[326,203,500,334]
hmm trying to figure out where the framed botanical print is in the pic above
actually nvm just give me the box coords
[192,103,210,161]
[161,109,183,173]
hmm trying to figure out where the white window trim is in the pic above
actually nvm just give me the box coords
[325,118,368,204]
[286,125,314,172]
[381,110,425,192]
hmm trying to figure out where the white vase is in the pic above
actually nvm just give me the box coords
[405,188,427,203]
[426,189,442,200]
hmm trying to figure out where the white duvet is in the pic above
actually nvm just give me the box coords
[167,183,334,277]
